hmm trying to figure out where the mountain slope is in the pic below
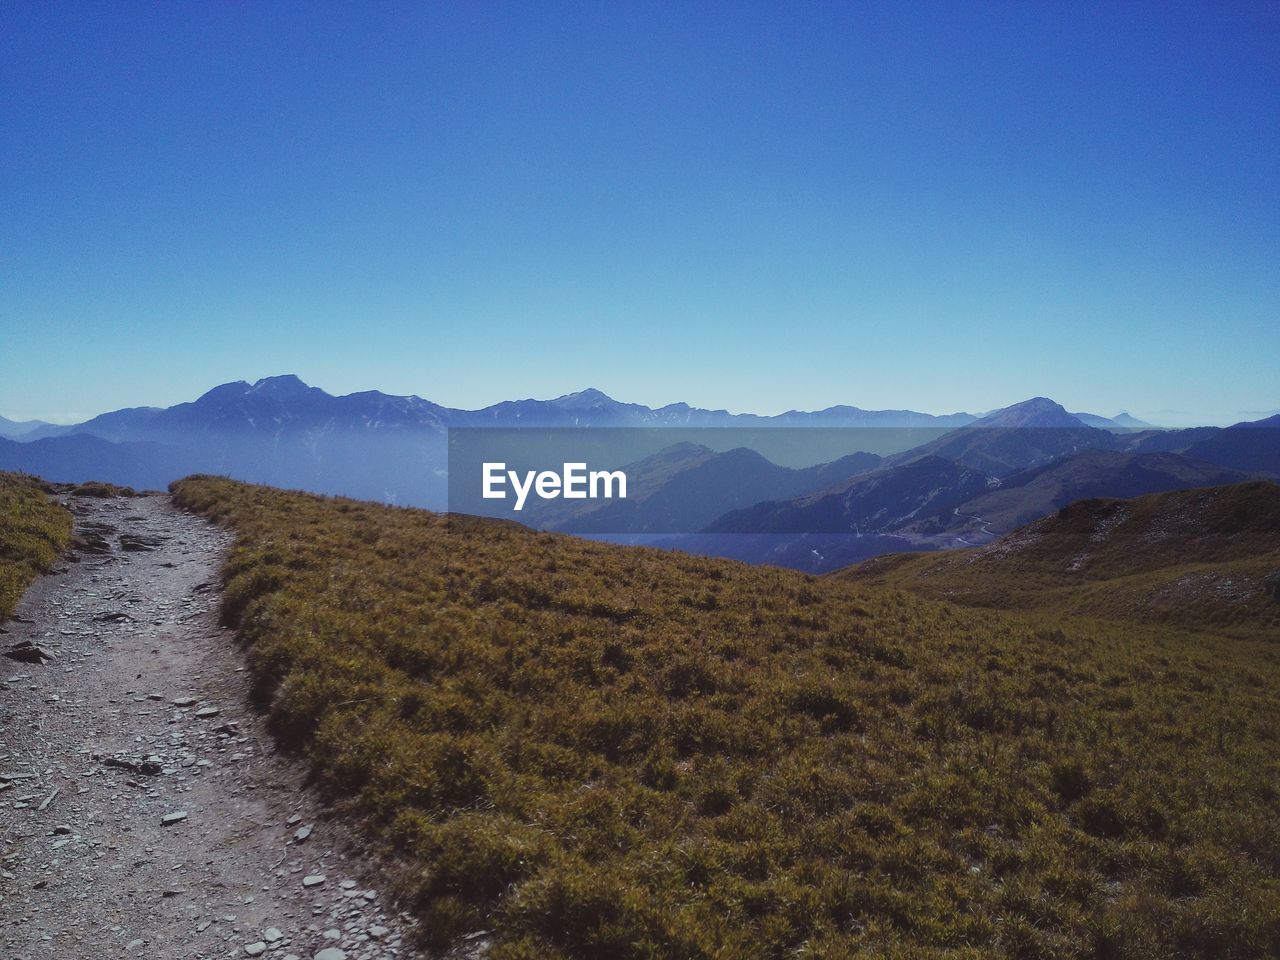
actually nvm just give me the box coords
[1182,413,1280,475]
[526,443,883,534]
[845,480,1280,639]
[888,398,1121,476]
[955,450,1250,534]
[705,455,995,535]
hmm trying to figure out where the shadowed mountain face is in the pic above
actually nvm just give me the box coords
[705,455,995,536]
[956,450,1251,534]
[529,443,884,534]
[1181,414,1280,475]
[681,446,1262,569]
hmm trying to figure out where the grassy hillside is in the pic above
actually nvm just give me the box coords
[846,481,1280,641]
[0,471,73,619]
[172,475,1280,959]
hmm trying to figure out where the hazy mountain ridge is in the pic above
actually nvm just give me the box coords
[0,414,53,441]
[529,444,884,534]
[15,376,984,435]
[1070,410,1153,430]
[704,454,995,536]
[2,378,1277,563]
[0,376,981,508]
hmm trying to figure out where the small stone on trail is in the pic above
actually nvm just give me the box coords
[294,824,312,842]
[194,706,219,718]
[302,874,326,888]
[4,641,56,664]
[314,950,347,960]
[161,811,188,826]
[244,943,267,956]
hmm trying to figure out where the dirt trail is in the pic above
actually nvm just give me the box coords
[0,492,425,960]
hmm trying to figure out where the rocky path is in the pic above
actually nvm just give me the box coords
[0,492,425,960]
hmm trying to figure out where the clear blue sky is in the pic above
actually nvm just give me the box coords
[2,2,1277,427]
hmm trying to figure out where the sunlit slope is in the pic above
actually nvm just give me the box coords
[173,475,1280,960]
[844,481,1280,641]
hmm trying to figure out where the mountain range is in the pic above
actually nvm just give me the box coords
[1,377,1275,571]
[526,398,1273,570]
[4,376,982,506]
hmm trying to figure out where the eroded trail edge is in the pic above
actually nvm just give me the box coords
[0,491,424,960]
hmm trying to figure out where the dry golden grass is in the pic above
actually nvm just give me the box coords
[173,475,1280,959]
[0,471,72,619]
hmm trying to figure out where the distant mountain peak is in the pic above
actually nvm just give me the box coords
[1003,397,1065,413]
[193,381,251,404]
[251,374,320,396]
[551,387,618,408]
[974,397,1087,429]
[1110,412,1154,429]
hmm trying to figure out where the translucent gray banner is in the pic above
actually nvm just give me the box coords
[447,425,987,535]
